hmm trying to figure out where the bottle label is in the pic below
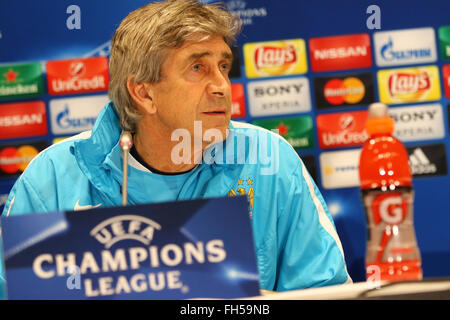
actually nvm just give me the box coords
[362,188,421,263]
[372,193,408,225]
[363,188,422,282]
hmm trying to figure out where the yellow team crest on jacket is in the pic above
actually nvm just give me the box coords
[227,178,254,218]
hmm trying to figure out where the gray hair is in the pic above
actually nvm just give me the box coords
[108,0,241,134]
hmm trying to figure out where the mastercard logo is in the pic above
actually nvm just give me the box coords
[0,145,39,174]
[323,77,365,105]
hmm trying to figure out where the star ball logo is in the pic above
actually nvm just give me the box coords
[225,0,268,26]
[90,215,162,249]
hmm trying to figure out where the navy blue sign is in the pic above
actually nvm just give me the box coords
[1,196,260,299]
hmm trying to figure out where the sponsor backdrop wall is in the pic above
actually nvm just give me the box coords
[0,0,450,283]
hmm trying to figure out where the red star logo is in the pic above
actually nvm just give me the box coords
[276,122,289,136]
[3,69,18,82]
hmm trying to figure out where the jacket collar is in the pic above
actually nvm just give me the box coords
[72,102,122,204]
[72,101,238,205]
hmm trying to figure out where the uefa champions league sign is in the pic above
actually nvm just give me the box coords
[0,196,260,299]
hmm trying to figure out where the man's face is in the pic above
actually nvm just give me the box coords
[149,35,233,144]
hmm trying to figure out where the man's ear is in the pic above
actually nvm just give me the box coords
[126,76,157,114]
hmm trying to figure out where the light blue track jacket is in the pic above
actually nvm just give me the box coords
[0,102,351,296]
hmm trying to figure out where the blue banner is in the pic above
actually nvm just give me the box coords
[1,196,260,299]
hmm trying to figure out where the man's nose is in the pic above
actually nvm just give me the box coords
[207,68,229,97]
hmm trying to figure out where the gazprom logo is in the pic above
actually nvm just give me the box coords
[56,105,96,130]
[49,95,108,135]
[380,37,431,62]
[374,27,437,67]
[90,215,162,249]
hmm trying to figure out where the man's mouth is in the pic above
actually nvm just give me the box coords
[203,110,226,116]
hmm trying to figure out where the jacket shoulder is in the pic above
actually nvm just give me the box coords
[26,131,92,170]
[229,121,303,173]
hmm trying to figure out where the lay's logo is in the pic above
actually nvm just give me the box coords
[388,71,430,96]
[254,45,297,69]
[378,66,441,104]
[244,39,307,78]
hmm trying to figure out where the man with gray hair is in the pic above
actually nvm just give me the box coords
[2,0,351,292]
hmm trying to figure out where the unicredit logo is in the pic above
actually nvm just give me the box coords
[339,115,355,130]
[51,76,105,93]
[69,61,86,77]
[254,45,297,69]
[46,57,109,96]
[317,111,368,149]
[321,131,367,147]
[321,125,367,148]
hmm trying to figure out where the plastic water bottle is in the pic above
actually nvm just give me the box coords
[359,102,422,283]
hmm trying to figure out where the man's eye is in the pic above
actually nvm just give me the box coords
[193,64,203,71]
[220,64,230,72]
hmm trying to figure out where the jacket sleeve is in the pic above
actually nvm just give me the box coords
[2,174,48,217]
[274,160,352,291]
